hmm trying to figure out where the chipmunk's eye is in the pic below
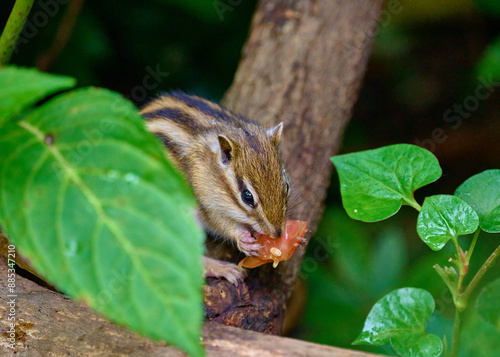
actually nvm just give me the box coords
[286,182,290,196]
[241,189,255,207]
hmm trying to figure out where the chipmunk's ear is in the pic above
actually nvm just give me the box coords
[267,122,283,148]
[217,135,236,165]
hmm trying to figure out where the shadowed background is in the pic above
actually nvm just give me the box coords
[2,0,499,355]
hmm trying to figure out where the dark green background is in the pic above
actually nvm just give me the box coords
[2,0,499,355]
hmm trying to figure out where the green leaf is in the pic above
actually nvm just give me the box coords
[0,87,205,357]
[353,288,442,357]
[331,144,442,222]
[417,195,479,251]
[0,66,76,124]
[455,169,500,233]
[477,278,500,330]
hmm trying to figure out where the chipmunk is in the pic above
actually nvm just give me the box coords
[140,92,290,284]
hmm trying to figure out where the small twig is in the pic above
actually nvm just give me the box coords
[460,243,500,305]
[451,239,466,297]
[450,308,463,357]
[466,228,480,262]
[404,195,422,212]
[0,0,35,66]
[35,0,85,71]
[434,264,458,302]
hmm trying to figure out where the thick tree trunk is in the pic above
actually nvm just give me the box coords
[205,0,383,332]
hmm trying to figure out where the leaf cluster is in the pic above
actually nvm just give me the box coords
[332,144,500,357]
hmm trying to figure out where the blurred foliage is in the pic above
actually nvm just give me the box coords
[474,0,500,16]
[153,0,221,23]
[296,0,500,353]
[461,310,500,356]
[474,0,500,81]
[476,33,500,81]
[387,0,476,24]
[0,0,256,102]
[2,0,500,355]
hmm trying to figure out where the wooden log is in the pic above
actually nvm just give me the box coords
[0,260,379,356]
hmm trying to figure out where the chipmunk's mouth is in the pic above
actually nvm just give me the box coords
[244,224,279,240]
[249,230,260,240]
[252,230,275,240]
[249,229,271,240]
[242,224,258,238]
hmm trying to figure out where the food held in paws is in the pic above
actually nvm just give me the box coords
[238,220,308,269]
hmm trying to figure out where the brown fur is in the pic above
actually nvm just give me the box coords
[141,92,289,249]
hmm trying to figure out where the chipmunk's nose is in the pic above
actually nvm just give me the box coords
[274,228,282,238]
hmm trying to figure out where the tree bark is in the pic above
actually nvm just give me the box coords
[205,0,383,332]
[0,260,380,356]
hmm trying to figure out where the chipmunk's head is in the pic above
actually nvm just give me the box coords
[204,121,289,240]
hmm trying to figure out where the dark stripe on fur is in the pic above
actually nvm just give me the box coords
[153,131,190,174]
[169,91,234,124]
[147,107,206,135]
[222,173,246,213]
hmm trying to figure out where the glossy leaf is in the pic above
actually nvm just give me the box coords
[331,144,441,222]
[477,278,500,330]
[0,87,204,356]
[353,288,442,357]
[455,169,500,233]
[0,66,76,124]
[417,195,479,251]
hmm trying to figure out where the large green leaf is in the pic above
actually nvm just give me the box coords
[331,144,442,222]
[455,169,500,233]
[0,66,76,124]
[477,277,500,330]
[353,288,442,357]
[417,195,479,251]
[0,87,205,356]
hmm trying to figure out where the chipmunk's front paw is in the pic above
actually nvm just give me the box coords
[237,231,263,257]
[203,257,244,285]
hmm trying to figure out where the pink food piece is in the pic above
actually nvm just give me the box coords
[238,220,308,269]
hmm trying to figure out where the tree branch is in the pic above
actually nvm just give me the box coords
[0,260,379,356]
[206,0,384,332]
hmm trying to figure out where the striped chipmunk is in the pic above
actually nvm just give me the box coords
[141,92,290,284]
